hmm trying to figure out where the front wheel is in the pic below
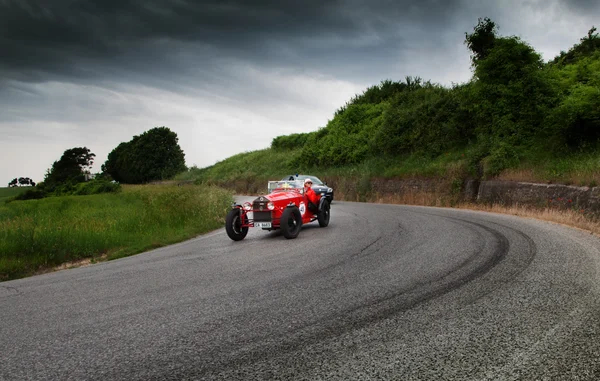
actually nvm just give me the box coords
[225,208,248,241]
[280,206,302,239]
[317,199,330,227]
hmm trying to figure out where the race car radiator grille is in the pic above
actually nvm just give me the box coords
[253,211,272,222]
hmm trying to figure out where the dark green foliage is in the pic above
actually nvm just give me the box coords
[552,27,599,66]
[103,127,187,184]
[17,177,35,186]
[465,17,498,64]
[471,37,553,141]
[73,179,122,195]
[102,142,132,183]
[12,187,47,201]
[546,50,600,148]
[271,132,313,151]
[374,84,470,157]
[336,77,424,116]
[296,103,386,167]
[44,147,95,192]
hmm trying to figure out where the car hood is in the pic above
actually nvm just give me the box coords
[263,190,303,202]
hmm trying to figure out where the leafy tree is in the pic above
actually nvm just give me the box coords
[8,177,36,187]
[18,177,35,186]
[103,127,186,184]
[336,77,425,116]
[465,25,556,175]
[465,17,498,65]
[43,147,95,191]
[374,84,470,157]
[552,26,599,66]
[271,132,312,151]
[546,49,600,148]
[102,142,133,183]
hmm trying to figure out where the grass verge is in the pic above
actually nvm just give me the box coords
[0,184,233,281]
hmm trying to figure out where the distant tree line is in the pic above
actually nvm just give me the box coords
[271,18,600,178]
[9,126,187,201]
[8,177,36,187]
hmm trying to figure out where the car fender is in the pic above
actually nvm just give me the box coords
[318,196,327,211]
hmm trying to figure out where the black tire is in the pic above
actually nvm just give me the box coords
[280,206,302,239]
[317,199,330,227]
[225,208,248,241]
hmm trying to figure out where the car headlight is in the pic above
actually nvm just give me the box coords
[267,202,275,210]
[328,188,333,193]
[243,202,252,211]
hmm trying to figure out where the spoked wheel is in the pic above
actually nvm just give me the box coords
[280,206,302,239]
[317,199,330,227]
[225,208,248,241]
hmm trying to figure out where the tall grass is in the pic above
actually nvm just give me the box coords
[0,184,233,281]
[0,187,28,203]
[498,149,600,186]
[176,148,302,183]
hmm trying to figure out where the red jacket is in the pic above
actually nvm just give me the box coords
[304,186,320,206]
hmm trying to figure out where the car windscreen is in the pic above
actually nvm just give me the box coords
[282,175,323,185]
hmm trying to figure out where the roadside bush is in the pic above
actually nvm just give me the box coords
[73,179,122,195]
[12,187,47,201]
[482,141,521,178]
[374,85,467,157]
[296,103,385,167]
[271,132,313,151]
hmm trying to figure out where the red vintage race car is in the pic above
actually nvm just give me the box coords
[225,179,331,240]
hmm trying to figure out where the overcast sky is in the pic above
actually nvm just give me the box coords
[1,0,599,184]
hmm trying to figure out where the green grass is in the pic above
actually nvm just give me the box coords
[0,187,28,203]
[179,143,600,190]
[497,148,600,186]
[176,148,303,183]
[0,184,233,281]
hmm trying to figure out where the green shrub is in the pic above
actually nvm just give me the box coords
[12,188,47,201]
[482,142,521,178]
[73,179,122,195]
[271,132,313,151]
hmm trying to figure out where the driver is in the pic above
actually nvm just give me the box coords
[303,178,320,212]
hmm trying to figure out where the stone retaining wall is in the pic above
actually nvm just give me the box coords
[326,176,600,211]
[476,180,600,211]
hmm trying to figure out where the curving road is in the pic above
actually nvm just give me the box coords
[1,201,600,380]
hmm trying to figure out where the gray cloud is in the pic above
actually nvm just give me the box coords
[2,0,599,183]
[1,0,469,88]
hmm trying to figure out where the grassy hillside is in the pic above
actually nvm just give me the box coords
[179,21,600,191]
[0,187,28,203]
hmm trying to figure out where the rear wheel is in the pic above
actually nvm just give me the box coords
[280,206,302,239]
[225,208,248,241]
[317,199,330,227]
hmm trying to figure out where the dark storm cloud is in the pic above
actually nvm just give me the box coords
[557,0,600,12]
[0,0,466,87]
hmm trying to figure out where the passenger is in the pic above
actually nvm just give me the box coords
[303,178,320,212]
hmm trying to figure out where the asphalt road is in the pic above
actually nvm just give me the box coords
[2,200,600,380]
